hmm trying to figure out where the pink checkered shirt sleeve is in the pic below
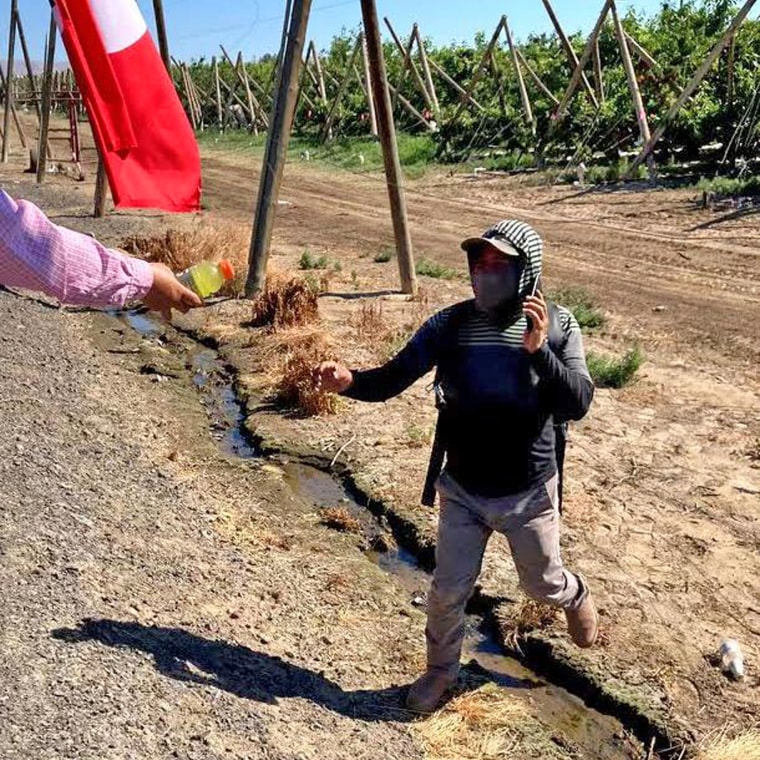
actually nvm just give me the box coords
[0,189,153,307]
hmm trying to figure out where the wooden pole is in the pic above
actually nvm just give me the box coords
[551,0,612,127]
[611,1,655,179]
[384,18,433,112]
[515,47,559,106]
[624,31,659,69]
[244,0,312,297]
[152,0,171,72]
[213,56,223,129]
[727,33,736,102]
[627,0,757,176]
[359,32,378,136]
[241,63,269,129]
[504,18,534,132]
[36,13,56,183]
[592,38,605,104]
[0,61,26,150]
[93,156,108,217]
[541,0,598,108]
[237,52,259,134]
[180,65,197,129]
[414,25,439,117]
[2,0,18,162]
[429,57,485,112]
[360,0,417,295]
[452,17,506,121]
[220,45,268,127]
[388,82,437,131]
[320,35,361,141]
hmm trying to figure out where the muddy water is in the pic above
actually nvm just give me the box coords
[120,310,639,759]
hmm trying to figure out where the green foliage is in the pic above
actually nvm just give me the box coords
[549,288,606,329]
[587,347,643,388]
[415,259,458,279]
[299,249,328,270]
[697,174,760,196]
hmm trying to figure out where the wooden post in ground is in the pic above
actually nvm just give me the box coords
[551,0,612,128]
[611,1,655,179]
[627,0,757,176]
[36,13,56,183]
[414,25,439,117]
[360,0,417,295]
[152,0,171,72]
[504,18,534,132]
[727,33,736,101]
[359,32,378,136]
[542,0,598,109]
[237,52,258,134]
[387,82,437,131]
[94,156,108,217]
[244,0,312,297]
[2,0,18,162]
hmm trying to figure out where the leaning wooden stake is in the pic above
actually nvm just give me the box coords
[213,56,223,129]
[361,0,417,295]
[542,0,598,108]
[2,0,18,162]
[624,31,659,69]
[245,0,312,297]
[504,17,534,132]
[384,18,433,113]
[360,32,378,136]
[552,0,612,128]
[414,25,439,117]
[152,0,171,72]
[429,57,485,112]
[592,38,605,104]
[320,35,361,141]
[627,0,757,176]
[515,47,559,106]
[452,16,506,121]
[36,12,56,183]
[611,0,655,179]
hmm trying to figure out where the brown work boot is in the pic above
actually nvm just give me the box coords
[565,594,598,648]
[406,670,457,714]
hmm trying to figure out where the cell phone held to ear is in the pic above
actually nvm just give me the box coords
[524,276,540,332]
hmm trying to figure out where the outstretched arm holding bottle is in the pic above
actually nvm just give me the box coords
[0,190,201,318]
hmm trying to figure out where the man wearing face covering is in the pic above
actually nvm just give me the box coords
[313,220,596,713]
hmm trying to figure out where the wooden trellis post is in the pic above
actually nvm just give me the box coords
[414,25,439,117]
[36,11,56,183]
[611,0,655,179]
[359,32,378,136]
[505,17,534,132]
[541,0,598,108]
[2,0,18,162]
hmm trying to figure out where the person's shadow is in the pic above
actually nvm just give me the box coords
[53,619,536,723]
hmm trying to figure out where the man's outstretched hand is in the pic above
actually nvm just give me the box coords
[142,263,203,321]
[313,361,353,394]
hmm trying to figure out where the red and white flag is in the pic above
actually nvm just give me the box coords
[54,0,201,212]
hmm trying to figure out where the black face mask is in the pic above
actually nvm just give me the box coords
[471,266,521,317]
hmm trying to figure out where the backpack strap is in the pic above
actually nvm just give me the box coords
[421,301,473,507]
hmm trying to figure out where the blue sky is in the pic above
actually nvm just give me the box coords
[5,0,672,66]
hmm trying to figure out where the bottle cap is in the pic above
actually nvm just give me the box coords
[218,259,235,280]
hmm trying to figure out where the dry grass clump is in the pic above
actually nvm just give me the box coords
[262,326,338,416]
[250,269,321,329]
[415,683,527,760]
[503,598,559,649]
[121,225,249,296]
[695,729,760,760]
[320,506,362,534]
